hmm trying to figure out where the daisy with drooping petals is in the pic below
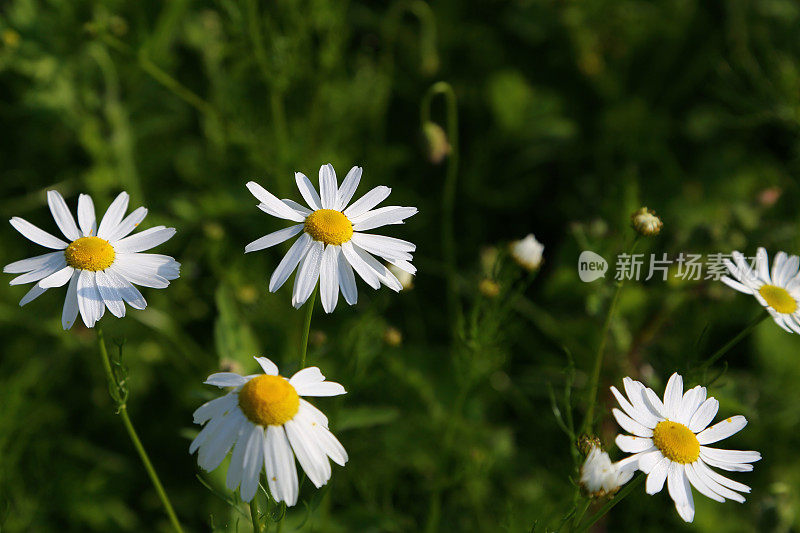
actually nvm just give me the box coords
[721,248,800,334]
[245,164,418,313]
[4,190,179,329]
[579,442,635,497]
[190,357,348,504]
[611,373,760,523]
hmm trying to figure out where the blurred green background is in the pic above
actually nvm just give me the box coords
[2,0,800,531]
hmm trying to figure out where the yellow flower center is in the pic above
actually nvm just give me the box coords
[304,209,353,245]
[759,284,797,314]
[237,375,299,426]
[64,236,116,271]
[652,421,700,464]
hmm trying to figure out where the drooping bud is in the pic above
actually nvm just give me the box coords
[509,234,544,271]
[422,122,450,165]
[579,442,635,498]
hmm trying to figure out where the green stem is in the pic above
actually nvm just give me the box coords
[250,499,261,533]
[300,288,317,369]
[697,310,769,372]
[582,238,639,434]
[421,81,460,333]
[576,475,644,532]
[97,329,184,533]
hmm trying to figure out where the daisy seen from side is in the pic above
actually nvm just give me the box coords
[190,357,348,504]
[721,247,800,334]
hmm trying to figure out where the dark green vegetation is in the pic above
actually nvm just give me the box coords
[2,0,800,531]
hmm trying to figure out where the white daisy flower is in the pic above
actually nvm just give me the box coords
[190,357,348,505]
[612,373,760,523]
[509,233,544,271]
[721,248,800,333]
[4,190,179,330]
[244,164,418,313]
[580,443,635,497]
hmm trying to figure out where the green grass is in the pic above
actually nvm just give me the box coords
[2,0,800,531]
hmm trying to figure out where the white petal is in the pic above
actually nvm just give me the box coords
[676,386,705,426]
[696,415,747,445]
[756,248,771,284]
[684,462,726,502]
[337,251,358,305]
[283,199,312,217]
[643,387,666,418]
[615,434,654,453]
[295,172,322,211]
[77,270,104,328]
[118,253,179,280]
[351,206,418,232]
[306,416,347,466]
[622,379,662,426]
[667,463,695,523]
[721,276,754,295]
[105,207,148,241]
[265,425,299,506]
[284,418,330,488]
[270,233,313,292]
[294,381,346,397]
[299,399,329,428]
[637,449,665,474]
[39,265,75,288]
[245,225,304,253]
[340,241,381,289]
[319,245,339,313]
[198,411,245,472]
[352,245,402,291]
[47,190,81,241]
[292,240,324,308]
[247,181,305,222]
[95,269,126,318]
[699,447,761,464]
[9,217,68,249]
[4,251,64,274]
[289,367,325,388]
[336,166,362,211]
[350,233,413,261]
[691,461,746,502]
[771,251,788,285]
[97,192,130,239]
[77,194,96,237]
[9,254,66,285]
[113,226,176,253]
[646,456,670,494]
[61,273,79,329]
[688,398,719,433]
[20,282,48,307]
[663,373,684,420]
[104,267,147,310]
[112,256,169,288]
[695,457,751,494]
[239,425,265,502]
[193,394,237,424]
[343,186,391,219]
[318,164,338,209]
[254,357,279,375]
[612,408,654,437]
[226,421,253,491]
[205,372,248,387]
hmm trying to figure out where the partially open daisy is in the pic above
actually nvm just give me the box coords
[245,164,418,313]
[190,357,347,504]
[721,248,800,334]
[4,190,179,329]
[612,373,760,523]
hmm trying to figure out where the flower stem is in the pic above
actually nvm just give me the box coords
[582,238,638,434]
[421,81,460,333]
[250,499,261,533]
[576,474,644,531]
[299,288,317,369]
[96,329,184,533]
[697,310,769,372]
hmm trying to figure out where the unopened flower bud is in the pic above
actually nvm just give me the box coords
[509,234,544,271]
[630,207,663,237]
[422,122,450,165]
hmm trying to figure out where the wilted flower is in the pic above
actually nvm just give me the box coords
[509,234,544,271]
[630,207,663,237]
[580,442,634,497]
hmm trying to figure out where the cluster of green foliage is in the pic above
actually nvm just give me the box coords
[2,0,800,531]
